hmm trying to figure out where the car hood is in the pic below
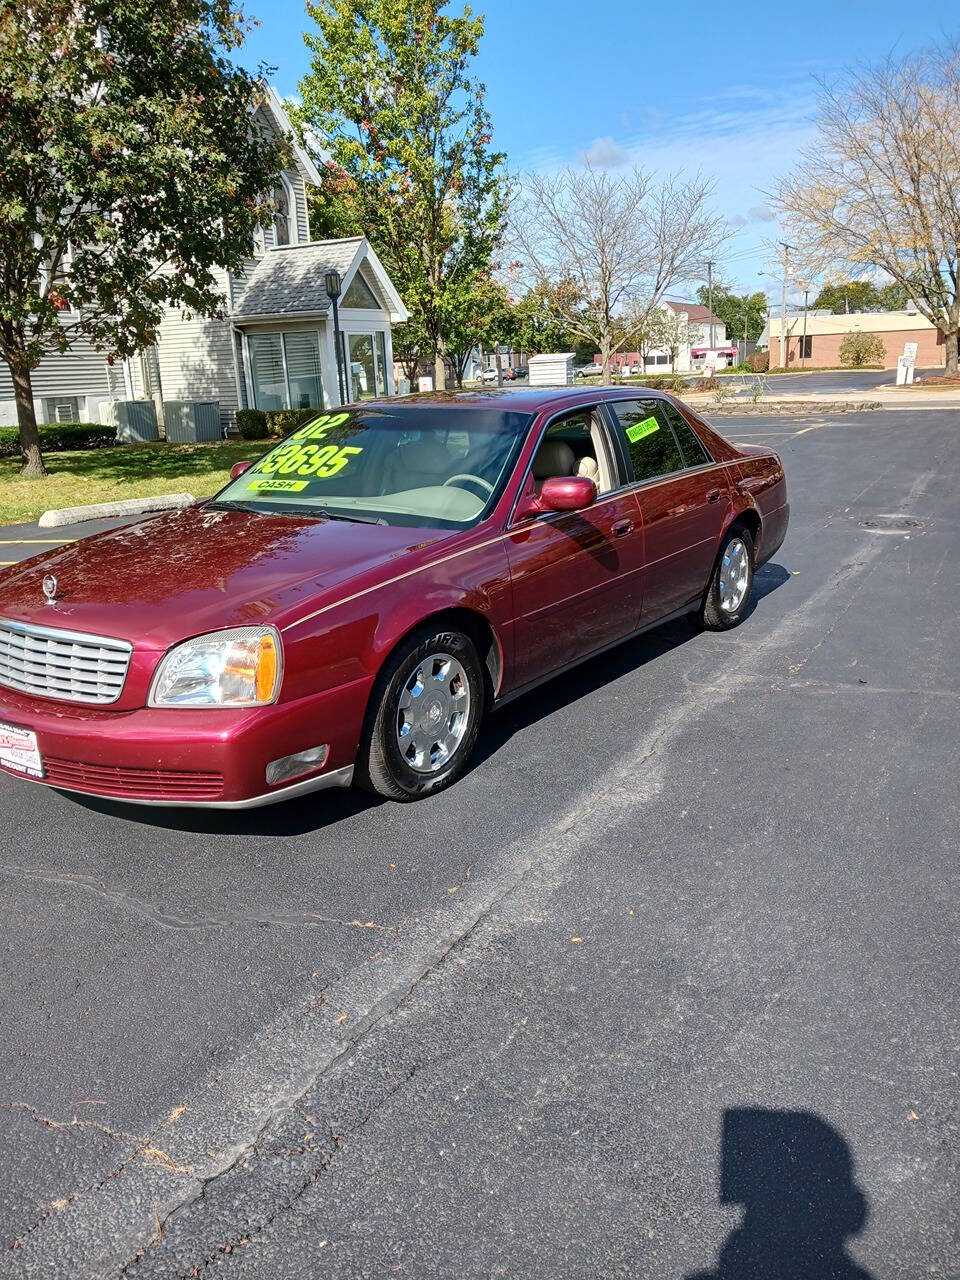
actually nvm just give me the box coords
[0,504,452,649]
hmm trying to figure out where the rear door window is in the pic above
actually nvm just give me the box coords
[662,403,713,467]
[610,399,684,483]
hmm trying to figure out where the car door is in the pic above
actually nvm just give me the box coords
[606,397,733,623]
[504,406,645,688]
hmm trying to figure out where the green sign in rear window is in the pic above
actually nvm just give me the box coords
[625,415,660,444]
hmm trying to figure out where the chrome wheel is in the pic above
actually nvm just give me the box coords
[719,537,750,613]
[396,652,471,774]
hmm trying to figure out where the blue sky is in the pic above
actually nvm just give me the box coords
[242,0,953,303]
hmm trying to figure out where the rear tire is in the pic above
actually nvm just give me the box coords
[699,526,755,631]
[358,626,486,800]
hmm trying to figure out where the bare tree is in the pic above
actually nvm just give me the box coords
[775,42,960,373]
[509,165,726,380]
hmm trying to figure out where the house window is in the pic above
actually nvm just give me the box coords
[342,272,379,309]
[798,335,813,359]
[273,180,292,246]
[283,331,323,408]
[248,331,324,409]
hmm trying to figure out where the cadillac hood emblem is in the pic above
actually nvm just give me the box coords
[42,574,58,605]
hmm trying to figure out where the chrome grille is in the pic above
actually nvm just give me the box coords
[0,618,132,705]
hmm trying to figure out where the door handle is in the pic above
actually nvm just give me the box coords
[706,488,723,504]
[612,518,634,537]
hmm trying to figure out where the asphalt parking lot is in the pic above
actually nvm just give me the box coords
[1,409,958,1279]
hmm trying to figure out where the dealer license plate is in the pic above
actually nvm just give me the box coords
[0,721,44,779]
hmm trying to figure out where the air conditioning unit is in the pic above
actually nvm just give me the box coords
[163,401,222,443]
[99,399,159,443]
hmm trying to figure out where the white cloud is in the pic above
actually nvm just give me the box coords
[579,135,628,168]
[518,78,821,290]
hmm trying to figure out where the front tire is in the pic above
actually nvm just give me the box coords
[699,526,755,630]
[358,627,486,800]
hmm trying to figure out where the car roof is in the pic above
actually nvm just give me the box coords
[354,386,669,414]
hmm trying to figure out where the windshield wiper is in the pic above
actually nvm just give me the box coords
[206,500,268,515]
[207,499,387,525]
[316,509,389,525]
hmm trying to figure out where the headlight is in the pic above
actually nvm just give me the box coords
[148,626,282,708]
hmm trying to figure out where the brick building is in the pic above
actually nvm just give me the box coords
[762,309,943,369]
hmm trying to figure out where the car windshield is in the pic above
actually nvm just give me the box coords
[213,404,534,529]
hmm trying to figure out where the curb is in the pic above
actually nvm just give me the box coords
[37,492,196,529]
[681,399,884,415]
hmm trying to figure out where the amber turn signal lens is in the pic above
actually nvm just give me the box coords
[255,631,279,703]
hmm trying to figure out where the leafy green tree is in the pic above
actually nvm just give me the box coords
[811,280,909,312]
[695,283,767,342]
[299,0,508,390]
[510,280,577,356]
[443,274,510,386]
[0,0,285,475]
[838,330,886,367]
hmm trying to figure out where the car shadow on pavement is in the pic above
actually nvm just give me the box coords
[472,560,791,771]
[69,561,790,837]
[687,1108,874,1280]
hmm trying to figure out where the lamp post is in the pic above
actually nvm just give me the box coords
[324,270,346,404]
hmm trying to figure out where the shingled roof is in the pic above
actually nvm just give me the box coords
[231,237,408,324]
[665,300,724,326]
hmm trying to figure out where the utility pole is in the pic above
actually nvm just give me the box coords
[706,259,715,354]
[801,286,810,368]
[779,241,796,369]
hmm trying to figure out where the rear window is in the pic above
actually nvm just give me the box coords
[663,403,713,466]
[611,399,684,483]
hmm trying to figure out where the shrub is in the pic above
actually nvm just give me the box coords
[0,422,115,457]
[838,331,886,368]
[235,408,268,440]
[630,373,689,392]
[748,349,769,372]
[265,408,322,438]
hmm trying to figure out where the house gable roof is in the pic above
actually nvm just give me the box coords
[230,236,409,324]
[665,301,724,326]
[257,85,324,188]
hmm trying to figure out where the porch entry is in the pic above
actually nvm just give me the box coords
[340,331,389,401]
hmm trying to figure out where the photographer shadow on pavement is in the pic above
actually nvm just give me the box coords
[688,1108,874,1280]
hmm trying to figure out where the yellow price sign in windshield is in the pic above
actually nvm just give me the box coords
[247,477,309,493]
[290,411,351,441]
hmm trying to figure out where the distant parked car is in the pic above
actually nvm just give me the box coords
[479,368,499,383]
[576,365,602,379]
[514,366,528,379]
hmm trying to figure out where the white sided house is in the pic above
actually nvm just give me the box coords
[0,88,409,432]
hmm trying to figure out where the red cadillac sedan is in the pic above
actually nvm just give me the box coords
[0,388,788,807]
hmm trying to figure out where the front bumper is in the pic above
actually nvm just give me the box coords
[0,676,372,807]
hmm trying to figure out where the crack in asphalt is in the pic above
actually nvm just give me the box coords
[4,1105,190,1257]
[0,866,398,936]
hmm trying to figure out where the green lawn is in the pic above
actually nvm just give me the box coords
[0,438,271,525]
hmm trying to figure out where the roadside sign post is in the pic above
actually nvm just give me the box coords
[897,341,918,386]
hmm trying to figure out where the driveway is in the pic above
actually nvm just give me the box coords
[1,409,958,1279]
[737,367,936,395]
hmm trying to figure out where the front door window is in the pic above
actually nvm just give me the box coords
[343,330,390,400]
[348,333,376,401]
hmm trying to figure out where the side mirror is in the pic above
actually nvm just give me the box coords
[229,460,253,480]
[515,474,597,521]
